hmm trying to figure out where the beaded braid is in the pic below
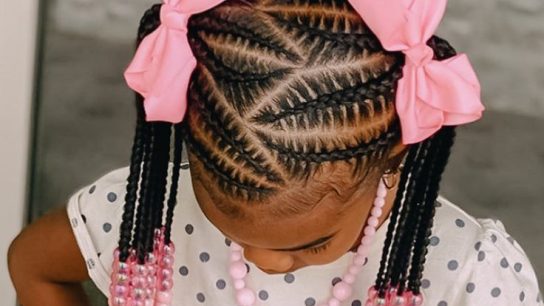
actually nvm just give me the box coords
[372,36,459,299]
[110,5,185,305]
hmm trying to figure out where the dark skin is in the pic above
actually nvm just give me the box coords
[189,145,405,275]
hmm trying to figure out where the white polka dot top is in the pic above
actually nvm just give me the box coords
[67,163,543,306]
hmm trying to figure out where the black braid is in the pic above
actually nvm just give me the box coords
[164,123,184,245]
[254,61,403,125]
[374,142,419,292]
[118,96,147,262]
[408,127,456,293]
[119,4,163,264]
[378,140,430,297]
[133,122,155,264]
[392,133,442,292]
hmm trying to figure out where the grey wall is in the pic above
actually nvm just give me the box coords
[51,0,544,118]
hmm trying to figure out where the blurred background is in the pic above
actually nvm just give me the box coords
[4,0,543,305]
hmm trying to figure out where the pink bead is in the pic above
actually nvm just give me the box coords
[371,207,383,217]
[373,197,386,208]
[117,262,130,274]
[354,254,366,266]
[156,291,173,303]
[230,251,242,262]
[131,288,145,300]
[163,244,175,256]
[160,279,173,291]
[364,225,376,236]
[109,296,127,306]
[410,293,423,306]
[367,286,378,299]
[348,265,361,275]
[111,284,129,297]
[146,264,157,276]
[145,253,157,265]
[332,281,353,301]
[357,244,370,256]
[131,276,147,288]
[160,267,173,279]
[343,273,355,284]
[327,298,341,306]
[367,216,380,227]
[133,300,145,306]
[392,295,406,306]
[132,264,148,276]
[116,273,129,284]
[146,275,157,286]
[229,261,248,279]
[230,242,243,252]
[161,255,174,267]
[234,279,245,290]
[362,236,373,246]
[236,288,256,306]
[377,184,387,198]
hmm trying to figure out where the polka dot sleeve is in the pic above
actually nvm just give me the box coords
[443,218,542,306]
[66,166,131,296]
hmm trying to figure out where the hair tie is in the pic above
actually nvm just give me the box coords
[124,0,227,123]
[348,0,485,144]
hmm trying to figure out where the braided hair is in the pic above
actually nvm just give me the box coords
[115,0,458,300]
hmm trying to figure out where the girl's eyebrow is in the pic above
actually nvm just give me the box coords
[271,233,336,252]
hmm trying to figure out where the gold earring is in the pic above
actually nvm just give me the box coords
[382,164,404,189]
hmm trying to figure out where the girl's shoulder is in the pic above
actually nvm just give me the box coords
[422,195,543,306]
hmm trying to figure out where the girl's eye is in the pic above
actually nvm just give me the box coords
[304,242,330,255]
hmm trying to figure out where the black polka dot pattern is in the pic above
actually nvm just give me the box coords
[421,279,431,289]
[429,236,440,246]
[455,218,465,228]
[179,266,189,276]
[69,171,544,306]
[199,252,210,262]
[102,222,112,233]
[447,260,458,271]
[185,224,194,235]
[107,192,117,203]
[284,273,295,284]
[491,287,501,297]
[216,279,226,290]
[259,290,269,300]
[196,292,205,303]
[305,297,316,306]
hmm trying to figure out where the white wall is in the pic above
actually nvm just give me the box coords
[0,0,39,304]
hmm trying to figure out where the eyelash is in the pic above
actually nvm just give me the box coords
[305,242,330,254]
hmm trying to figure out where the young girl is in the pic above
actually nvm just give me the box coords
[8,0,542,305]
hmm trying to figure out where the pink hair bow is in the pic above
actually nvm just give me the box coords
[124,0,226,123]
[349,0,485,144]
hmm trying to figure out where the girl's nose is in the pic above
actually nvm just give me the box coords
[243,246,295,274]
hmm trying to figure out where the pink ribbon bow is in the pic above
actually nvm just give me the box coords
[124,0,226,123]
[349,0,485,144]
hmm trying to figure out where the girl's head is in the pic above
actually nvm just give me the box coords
[182,0,408,272]
[116,0,474,301]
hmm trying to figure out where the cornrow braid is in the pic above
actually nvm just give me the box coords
[184,0,404,203]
